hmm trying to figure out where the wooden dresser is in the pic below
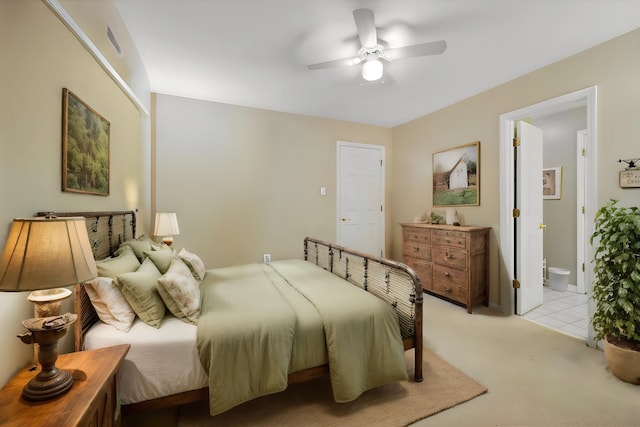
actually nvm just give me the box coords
[0,344,130,427]
[401,223,490,313]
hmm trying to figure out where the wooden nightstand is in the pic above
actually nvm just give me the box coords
[0,344,130,427]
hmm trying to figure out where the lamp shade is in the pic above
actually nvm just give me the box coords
[153,212,180,237]
[0,217,97,292]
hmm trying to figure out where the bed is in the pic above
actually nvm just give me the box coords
[40,210,423,415]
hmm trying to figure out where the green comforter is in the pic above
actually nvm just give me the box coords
[197,259,408,415]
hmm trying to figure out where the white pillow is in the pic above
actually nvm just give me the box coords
[178,248,206,282]
[84,277,136,332]
[157,258,201,324]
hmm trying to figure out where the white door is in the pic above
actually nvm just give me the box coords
[337,141,385,257]
[516,121,545,315]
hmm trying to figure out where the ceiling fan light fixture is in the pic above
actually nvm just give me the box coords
[362,59,383,81]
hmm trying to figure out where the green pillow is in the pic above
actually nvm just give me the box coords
[115,258,165,328]
[143,246,176,274]
[96,246,140,279]
[114,235,163,262]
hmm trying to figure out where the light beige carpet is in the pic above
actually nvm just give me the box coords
[178,349,487,427]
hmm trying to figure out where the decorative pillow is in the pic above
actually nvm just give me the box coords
[115,258,165,328]
[96,246,140,279]
[115,235,159,262]
[143,246,176,274]
[157,258,201,324]
[84,277,135,332]
[178,248,206,282]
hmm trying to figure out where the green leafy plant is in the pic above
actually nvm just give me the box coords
[590,199,640,349]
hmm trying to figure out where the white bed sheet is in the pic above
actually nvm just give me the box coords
[84,316,209,405]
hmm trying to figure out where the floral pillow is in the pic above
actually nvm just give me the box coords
[178,248,206,282]
[157,258,201,324]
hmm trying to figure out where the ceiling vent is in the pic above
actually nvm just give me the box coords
[106,25,122,57]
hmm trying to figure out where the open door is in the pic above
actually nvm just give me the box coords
[515,121,544,315]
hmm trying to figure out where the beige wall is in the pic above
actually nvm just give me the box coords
[0,1,148,387]
[391,28,640,310]
[154,94,393,267]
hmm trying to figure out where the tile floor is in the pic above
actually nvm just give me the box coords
[523,285,589,339]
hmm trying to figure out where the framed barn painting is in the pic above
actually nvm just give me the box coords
[432,141,480,206]
[62,88,110,196]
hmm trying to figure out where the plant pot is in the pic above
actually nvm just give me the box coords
[603,335,640,385]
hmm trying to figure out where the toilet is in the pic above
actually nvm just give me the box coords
[548,267,570,292]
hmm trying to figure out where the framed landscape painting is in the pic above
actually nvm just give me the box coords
[62,88,110,196]
[432,141,480,206]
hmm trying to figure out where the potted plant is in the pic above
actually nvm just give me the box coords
[590,199,640,384]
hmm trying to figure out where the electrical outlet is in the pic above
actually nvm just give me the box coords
[263,254,271,264]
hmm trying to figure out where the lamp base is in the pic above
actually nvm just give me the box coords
[18,313,77,401]
[28,288,72,318]
[22,368,73,401]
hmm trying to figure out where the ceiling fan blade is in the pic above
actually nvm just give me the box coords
[353,8,377,48]
[307,56,356,70]
[384,40,447,60]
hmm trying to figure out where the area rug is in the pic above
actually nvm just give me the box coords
[178,349,487,426]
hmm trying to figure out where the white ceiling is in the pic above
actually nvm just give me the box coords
[113,0,640,128]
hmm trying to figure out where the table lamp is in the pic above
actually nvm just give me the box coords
[0,216,97,401]
[153,212,180,246]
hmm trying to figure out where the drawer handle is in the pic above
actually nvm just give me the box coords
[444,287,452,293]
[413,246,420,252]
[444,272,451,277]
[445,252,453,259]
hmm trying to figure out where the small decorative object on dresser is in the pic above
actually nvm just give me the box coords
[401,223,490,313]
[0,344,130,427]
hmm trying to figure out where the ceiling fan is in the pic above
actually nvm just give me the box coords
[307,8,447,82]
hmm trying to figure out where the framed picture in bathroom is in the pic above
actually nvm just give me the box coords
[542,167,562,200]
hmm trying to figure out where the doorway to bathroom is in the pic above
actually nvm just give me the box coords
[499,87,598,347]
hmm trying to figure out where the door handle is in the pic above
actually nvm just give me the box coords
[539,223,546,229]
[341,218,348,222]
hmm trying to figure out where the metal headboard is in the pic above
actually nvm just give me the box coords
[36,210,136,351]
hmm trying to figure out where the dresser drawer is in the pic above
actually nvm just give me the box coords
[432,278,468,301]
[432,246,466,269]
[403,256,432,288]
[432,263,467,285]
[432,229,466,249]
[403,241,431,261]
[403,227,431,244]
